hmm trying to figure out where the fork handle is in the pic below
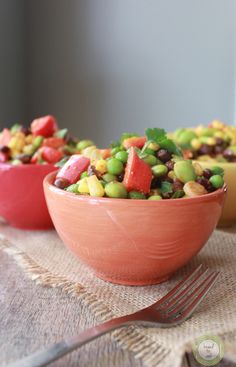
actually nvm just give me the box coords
[7,312,146,367]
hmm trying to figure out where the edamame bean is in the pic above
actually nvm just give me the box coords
[105,182,127,198]
[102,173,117,183]
[174,161,196,183]
[152,164,168,177]
[143,154,158,166]
[148,195,162,200]
[76,140,94,151]
[210,166,224,176]
[107,158,124,175]
[128,191,146,199]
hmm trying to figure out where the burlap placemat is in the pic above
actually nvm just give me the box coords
[0,223,236,367]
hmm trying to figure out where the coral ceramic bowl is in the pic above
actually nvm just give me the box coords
[44,171,226,285]
[197,161,236,227]
[0,163,56,229]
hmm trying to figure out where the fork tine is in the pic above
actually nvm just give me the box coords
[171,271,220,323]
[159,268,209,311]
[150,264,203,309]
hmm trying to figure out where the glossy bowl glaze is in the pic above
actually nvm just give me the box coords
[197,161,236,227]
[0,163,56,229]
[44,171,226,285]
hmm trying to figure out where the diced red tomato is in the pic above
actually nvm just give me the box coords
[57,154,90,184]
[122,136,147,150]
[123,147,152,194]
[99,149,111,159]
[41,147,63,164]
[31,115,58,137]
[0,128,11,146]
[42,137,65,149]
[0,152,8,163]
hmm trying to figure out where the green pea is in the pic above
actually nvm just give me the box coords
[105,182,127,198]
[209,175,224,189]
[128,191,146,199]
[174,161,196,183]
[76,140,94,151]
[148,195,162,200]
[143,154,158,166]
[115,150,128,163]
[102,173,117,183]
[80,171,89,179]
[111,146,123,156]
[152,164,168,177]
[107,158,124,175]
[210,166,224,176]
[66,184,79,193]
[33,136,44,149]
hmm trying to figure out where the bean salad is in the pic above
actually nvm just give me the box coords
[53,128,225,200]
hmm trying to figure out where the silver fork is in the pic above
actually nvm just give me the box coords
[8,265,219,367]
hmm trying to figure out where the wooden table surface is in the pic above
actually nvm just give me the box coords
[0,249,235,367]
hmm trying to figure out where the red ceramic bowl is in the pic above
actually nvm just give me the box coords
[0,163,57,229]
[44,171,226,285]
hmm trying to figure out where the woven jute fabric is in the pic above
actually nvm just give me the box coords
[0,223,236,367]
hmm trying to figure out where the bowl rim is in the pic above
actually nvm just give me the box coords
[193,160,236,168]
[44,170,227,205]
[0,162,56,170]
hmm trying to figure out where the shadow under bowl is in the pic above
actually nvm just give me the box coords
[0,163,57,229]
[44,171,226,285]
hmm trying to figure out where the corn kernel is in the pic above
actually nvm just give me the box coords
[206,137,216,146]
[214,131,225,139]
[77,178,90,194]
[191,138,201,150]
[211,120,224,129]
[87,175,105,197]
[25,134,33,144]
[148,142,159,151]
[168,170,176,180]
[193,162,203,176]
[81,145,97,158]
[8,137,25,151]
[95,159,107,174]
[23,144,35,155]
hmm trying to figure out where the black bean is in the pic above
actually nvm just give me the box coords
[20,127,31,136]
[223,149,235,161]
[196,177,209,189]
[156,149,172,163]
[198,144,213,155]
[54,178,69,189]
[15,154,32,164]
[173,179,183,192]
[88,165,103,179]
[117,173,124,182]
[0,145,10,154]
[203,169,212,179]
[165,160,175,171]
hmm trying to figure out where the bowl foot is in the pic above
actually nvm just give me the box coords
[94,272,172,286]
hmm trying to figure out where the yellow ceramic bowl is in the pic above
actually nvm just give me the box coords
[198,161,236,227]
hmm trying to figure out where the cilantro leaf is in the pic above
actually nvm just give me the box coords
[145,128,166,142]
[145,127,182,156]
[159,181,173,194]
